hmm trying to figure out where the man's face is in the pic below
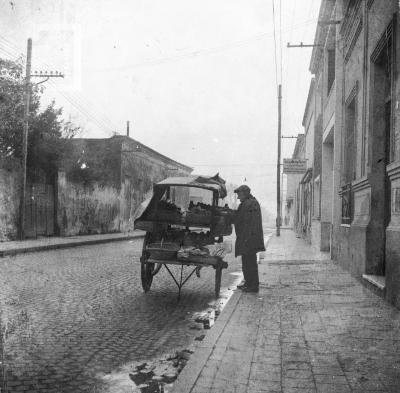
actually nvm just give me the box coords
[236,190,247,202]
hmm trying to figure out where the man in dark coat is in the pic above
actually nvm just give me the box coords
[234,185,265,292]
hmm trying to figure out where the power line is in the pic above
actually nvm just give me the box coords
[46,80,117,132]
[7,37,118,133]
[291,0,317,113]
[0,43,22,61]
[0,35,113,123]
[47,81,115,133]
[92,18,318,73]
[0,17,319,76]
[0,36,119,135]
[0,39,108,133]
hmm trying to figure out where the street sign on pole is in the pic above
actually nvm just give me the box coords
[282,158,307,174]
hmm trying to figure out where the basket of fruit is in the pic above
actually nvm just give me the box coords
[185,212,212,225]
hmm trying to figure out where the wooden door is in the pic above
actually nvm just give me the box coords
[25,183,55,238]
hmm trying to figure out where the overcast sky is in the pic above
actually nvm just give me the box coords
[0,0,320,212]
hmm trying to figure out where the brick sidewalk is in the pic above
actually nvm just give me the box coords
[172,230,400,393]
[0,231,145,257]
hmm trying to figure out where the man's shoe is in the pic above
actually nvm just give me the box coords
[242,287,259,293]
[237,282,247,289]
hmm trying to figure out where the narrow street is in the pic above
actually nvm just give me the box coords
[2,1,400,393]
[0,239,241,392]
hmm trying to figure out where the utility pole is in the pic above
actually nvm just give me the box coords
[127,120,130,137]
[281,170,284,227]
[19,38,32,240]
[19,38,64,240]
[276,84,282,236]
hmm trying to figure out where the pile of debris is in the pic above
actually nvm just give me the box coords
[128,349,193,393]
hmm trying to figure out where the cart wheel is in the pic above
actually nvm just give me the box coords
[215,266,222,298]
[141,233,154,292]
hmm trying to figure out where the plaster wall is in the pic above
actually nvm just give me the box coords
[333,0,398,289]
[58,137,192,236]
[321,141,334,251]
[385,4,400,308]
[367,0,398,169]
[323,87,336,133]
[0,161,21,241]
[311,218,321,251]
[57,172,121,236]
[386,163,400,308]
[336,224,367,277]
[331,0,345,260]
[343,25,364,180]
[334,63,368,267]
[305,115,315,170]
[313,77,323,182]
[286,173,304,227]
[120,138,191,232]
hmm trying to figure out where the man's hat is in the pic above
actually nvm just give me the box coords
[234,184,251,193]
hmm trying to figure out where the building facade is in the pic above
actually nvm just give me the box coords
[285,135,305,228]
[292,0,400,308]
[333,0,400,307]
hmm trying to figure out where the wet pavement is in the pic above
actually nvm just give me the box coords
[172,230,400,393]
[0,238,242,392]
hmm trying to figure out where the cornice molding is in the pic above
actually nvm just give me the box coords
[387,161,400,181]
[345,80,359,106]
[341,0,362,37]
[344,16,363,63]
[351,176,370,192]
[371,19,394,62]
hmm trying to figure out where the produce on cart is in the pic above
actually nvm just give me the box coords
[134,174,234,299]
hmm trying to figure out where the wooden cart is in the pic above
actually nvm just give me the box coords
[134,175,233,299]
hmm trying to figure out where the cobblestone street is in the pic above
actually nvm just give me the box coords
[0,239,241,392]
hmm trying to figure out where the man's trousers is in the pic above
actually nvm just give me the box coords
[241,253,259,289]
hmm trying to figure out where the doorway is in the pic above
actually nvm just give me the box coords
[25,183,55,238]
[370,28,394,276]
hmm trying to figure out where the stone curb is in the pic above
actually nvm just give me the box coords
[0,232,145,258]
[171,290,242,393]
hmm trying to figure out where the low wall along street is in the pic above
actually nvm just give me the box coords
[0,160,21,241]
[57,172,122,236]
[0,136,192,239]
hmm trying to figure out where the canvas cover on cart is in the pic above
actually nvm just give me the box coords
[133,174,227,231]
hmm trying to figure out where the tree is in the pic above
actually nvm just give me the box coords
[0,57,79,180]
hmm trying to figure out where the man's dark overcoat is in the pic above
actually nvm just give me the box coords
[234,194,265,257]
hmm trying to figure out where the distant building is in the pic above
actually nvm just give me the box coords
[0,135,192,240]
[285,134,305,229]
[58,135,192,236]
